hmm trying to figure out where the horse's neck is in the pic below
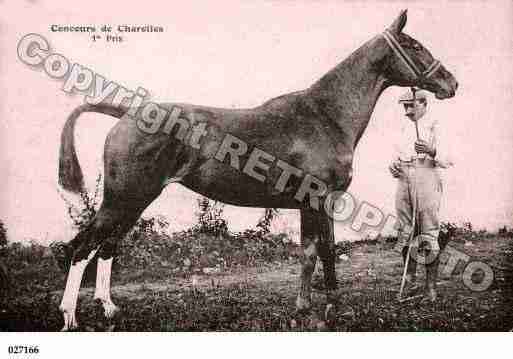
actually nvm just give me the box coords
[309,36,390,149]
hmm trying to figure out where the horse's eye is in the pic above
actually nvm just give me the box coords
[412,43,422,51]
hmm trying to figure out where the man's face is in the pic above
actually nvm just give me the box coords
[403,101,427,122]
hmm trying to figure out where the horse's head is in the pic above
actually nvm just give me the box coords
[381,10,458,99]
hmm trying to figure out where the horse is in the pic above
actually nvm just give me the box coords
[57,10,458,330]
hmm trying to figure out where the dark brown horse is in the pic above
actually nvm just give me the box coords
[58,10,458,330]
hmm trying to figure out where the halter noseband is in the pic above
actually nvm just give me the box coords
[382,29,441,82]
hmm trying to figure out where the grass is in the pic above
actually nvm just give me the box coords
[1,233,512,331]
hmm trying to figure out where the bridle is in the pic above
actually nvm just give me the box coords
[382,29,441,82]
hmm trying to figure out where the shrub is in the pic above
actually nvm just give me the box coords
[439,221,458,248]
[0,220,7,249]
[256,208,280,235]
[113,204,297,275]
[59,173,102,232]
[194,197,228,237]
[0,220,8,296]
[498,226,513,238]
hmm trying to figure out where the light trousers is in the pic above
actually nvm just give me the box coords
[395,160,443,252]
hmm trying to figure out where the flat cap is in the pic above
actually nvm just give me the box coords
[398,88,429,103]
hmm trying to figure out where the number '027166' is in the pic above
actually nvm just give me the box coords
[8,346,39,354]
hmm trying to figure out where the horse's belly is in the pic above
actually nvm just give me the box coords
[179,159,301,209]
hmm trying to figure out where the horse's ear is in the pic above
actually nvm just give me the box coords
[389,9,408,34]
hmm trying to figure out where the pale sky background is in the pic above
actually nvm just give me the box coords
[1,0,513,244]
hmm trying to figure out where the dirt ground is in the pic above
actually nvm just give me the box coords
[1,235,512,331]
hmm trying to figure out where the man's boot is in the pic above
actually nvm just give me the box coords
[425,252,440,302]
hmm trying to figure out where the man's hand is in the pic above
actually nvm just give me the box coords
[414,140,436,157]
[389,161,403,178]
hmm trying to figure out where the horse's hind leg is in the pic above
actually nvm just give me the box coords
[92,215,134,320]
[94,251,118,319]
[59,227,99,331]
[59,203,144,331]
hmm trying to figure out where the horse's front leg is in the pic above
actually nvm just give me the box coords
[296,209,320,312]
[317,212,338,320]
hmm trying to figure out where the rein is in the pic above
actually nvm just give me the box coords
[382,29,441,82]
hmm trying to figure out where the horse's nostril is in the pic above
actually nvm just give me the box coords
[454,81,459,91]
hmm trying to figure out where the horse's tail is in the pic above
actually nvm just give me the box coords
[58,103,127,193]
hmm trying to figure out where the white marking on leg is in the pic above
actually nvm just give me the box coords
[59,249,97,331]
[94,257,119,318]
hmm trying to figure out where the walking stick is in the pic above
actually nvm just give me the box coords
[398,87,420,300]
[398,192,418,301]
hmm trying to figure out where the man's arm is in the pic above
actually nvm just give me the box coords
[431,120,454,168]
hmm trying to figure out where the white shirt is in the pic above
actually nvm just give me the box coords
[392,115,454,169]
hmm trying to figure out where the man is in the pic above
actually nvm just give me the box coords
[389,88,453,301]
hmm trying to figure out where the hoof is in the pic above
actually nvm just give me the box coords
[104,302,120,319]
[61,324,78,332]
[324,303,336,322]
[60,306,78,331]
[425,287,437,302]
[295,295,312,314]
[94,298,120,319]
